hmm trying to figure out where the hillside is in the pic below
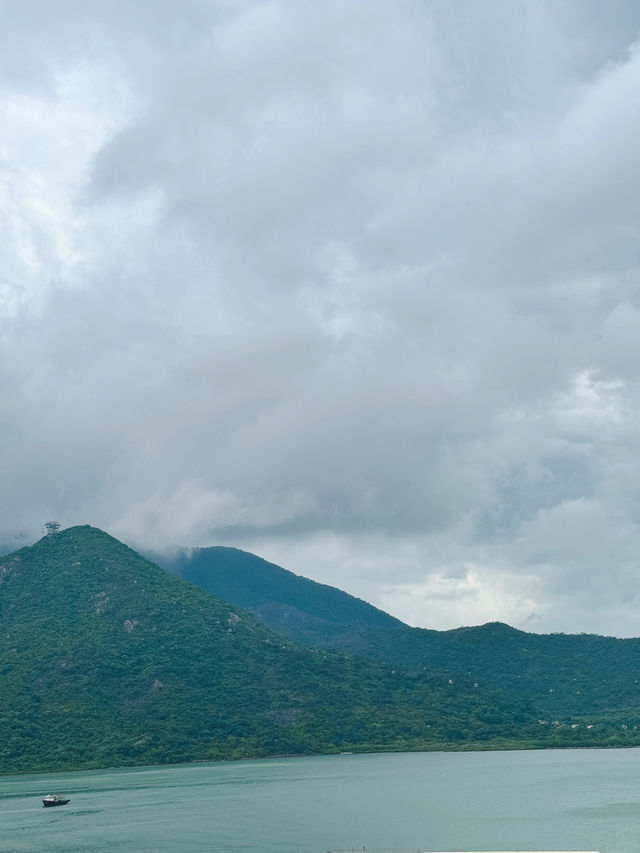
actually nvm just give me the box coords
[158,546,640,721]
[152,545,402,645]
[0,527,536,774]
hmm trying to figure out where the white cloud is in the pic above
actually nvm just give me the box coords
[3,1,640,635]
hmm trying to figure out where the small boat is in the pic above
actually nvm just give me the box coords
[42,794,70,808]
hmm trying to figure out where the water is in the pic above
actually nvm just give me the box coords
[1,748,639,852]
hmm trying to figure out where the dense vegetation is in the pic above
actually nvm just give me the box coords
[160,546,640,728]
[153,545,402,643]
[0,527,537,774]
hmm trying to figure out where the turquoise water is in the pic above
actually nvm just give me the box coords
[1,748,639,852]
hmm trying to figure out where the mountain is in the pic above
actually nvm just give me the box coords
[158,546,640,722]
[152,545,403,645]
[0,526,536,774]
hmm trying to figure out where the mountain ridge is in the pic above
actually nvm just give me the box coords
[157,544,640,720]
[151,544,402,645]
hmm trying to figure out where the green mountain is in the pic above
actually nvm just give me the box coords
[158,546,640,723]
[152,545,402,645]
[0,526,536,774]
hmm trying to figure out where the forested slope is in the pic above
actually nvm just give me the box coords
[160,546,640,720]
[0,527,536,774]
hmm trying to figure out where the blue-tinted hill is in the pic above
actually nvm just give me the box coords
[157,545,640,723]
[153,545,402,645]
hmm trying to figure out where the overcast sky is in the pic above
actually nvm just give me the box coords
[3,1,640,636]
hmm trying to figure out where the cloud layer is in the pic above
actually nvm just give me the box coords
[3,0,640,635]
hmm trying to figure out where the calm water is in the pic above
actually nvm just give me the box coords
[1,748,639,852]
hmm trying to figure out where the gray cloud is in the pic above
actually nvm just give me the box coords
[3,1,640,635]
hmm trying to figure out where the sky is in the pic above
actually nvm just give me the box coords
[3,1,640,637]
